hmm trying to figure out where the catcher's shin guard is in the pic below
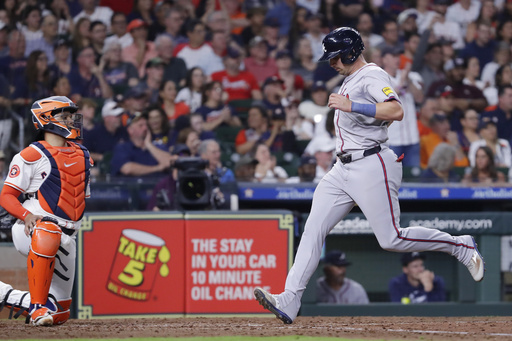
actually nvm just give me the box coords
[27,218,62,306]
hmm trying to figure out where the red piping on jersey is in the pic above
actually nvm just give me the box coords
[376,153,474,249]
[336,110,344,153]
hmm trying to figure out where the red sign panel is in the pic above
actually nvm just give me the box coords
[185,215,293,314]
[80,215,186,316]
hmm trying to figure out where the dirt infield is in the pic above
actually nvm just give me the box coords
[1,316,512,340]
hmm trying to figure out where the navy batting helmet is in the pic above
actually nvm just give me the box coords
[318,27,365,64]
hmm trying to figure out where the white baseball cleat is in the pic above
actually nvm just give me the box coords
[30,307,54,326]
[254,287,293,324]
[466,237,485,282]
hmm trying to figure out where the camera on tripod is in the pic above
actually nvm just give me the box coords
[174,157,224,210]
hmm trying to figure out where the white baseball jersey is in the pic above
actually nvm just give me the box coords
[335,63,400,153]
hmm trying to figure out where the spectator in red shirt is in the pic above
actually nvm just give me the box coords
[244,36,278,87]
[210,47,262,102]
[275,49,304,101]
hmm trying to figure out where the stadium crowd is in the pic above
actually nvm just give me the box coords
[0,0,512,189]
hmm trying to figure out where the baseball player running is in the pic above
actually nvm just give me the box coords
[0,96,92,326]
[254,27,485,324]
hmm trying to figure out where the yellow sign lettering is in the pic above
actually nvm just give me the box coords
[118,259,145,286]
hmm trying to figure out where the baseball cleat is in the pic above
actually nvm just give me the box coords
[254,287,293,324]
[466,237,485,282]
[30,307,53,326]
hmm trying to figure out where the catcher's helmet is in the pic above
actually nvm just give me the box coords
[318,27,365,64]
[31,96,82,139]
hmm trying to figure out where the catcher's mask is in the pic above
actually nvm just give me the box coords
[31,96,82,140]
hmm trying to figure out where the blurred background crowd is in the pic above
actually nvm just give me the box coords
[0,0,512,192]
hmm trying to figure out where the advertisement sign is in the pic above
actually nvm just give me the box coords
[78,213,186,318]
[184,212,294,314]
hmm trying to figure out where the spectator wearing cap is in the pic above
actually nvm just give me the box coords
[298,80,330,137]
[397,9,419,40]
[419,113,469,169]
[302,12,326,63]
[234,154,258,182]
[195,81,240,132]
[356,13,384,49]
[244,35,278,87]
[89,20,108,63]
[122,19,158,78]
[211,47,262,102]
[305,134,336,181]
[389,252,446,303]
[68,46,113,101]
[25,14,59,64]
[139,57,165,104]
[252,142,288,183]
[275,49,304,101]
[445,0,480,37]
[261,75,285,114]
[291,36,317,90]
[240,7,267,47]
[104,12,133,50]
[482,84,512,140]
[428,57,488,125]
[161,7,188,47]
[316,250,369,304]
[110,112,174,177]
[285,155,317,183]
[460,22,496,74]
[468,120,511,168]
[83,99,129,164]
[382,47,422,168]
[102,41,139,93]
[261,17,281,55]
[73,0,114,32]
[427,0,465,50]
[48,38,72,79]
[153,35,187,88]
[0,30,27,86]
[174,20,218,76]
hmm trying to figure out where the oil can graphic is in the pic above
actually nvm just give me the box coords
[106,229,170,301]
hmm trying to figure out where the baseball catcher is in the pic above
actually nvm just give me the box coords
[0,96,92,326]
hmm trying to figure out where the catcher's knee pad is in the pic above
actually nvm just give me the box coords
[27,218,62,305]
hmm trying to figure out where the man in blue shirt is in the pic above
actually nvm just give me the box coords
[389,252,446,303]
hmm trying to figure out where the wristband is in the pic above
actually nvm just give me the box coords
[351,102,376,117]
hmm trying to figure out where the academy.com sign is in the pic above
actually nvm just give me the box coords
[330,214,493,234]
[408,218,493,231]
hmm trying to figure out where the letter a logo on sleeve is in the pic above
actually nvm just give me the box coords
[382,87,394,96]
